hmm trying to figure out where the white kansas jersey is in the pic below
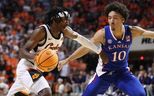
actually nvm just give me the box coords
[33,24,64,52]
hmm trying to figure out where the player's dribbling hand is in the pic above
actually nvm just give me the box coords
[58,59,69,71]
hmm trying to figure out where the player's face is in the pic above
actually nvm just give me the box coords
[59,17,70,29]
[108,11,124,30]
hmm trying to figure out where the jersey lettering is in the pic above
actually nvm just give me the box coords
[32,73,40,80]
[112,51,126,62]
[28,69,42,82]
[35,24,63,52]
[45,43,60,50]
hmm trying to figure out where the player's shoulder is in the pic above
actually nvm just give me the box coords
[33,24,47,35]
[32,24,46,38]
[64,26,72,31]
[96,28,105,34]
[96,28,106,38]
[128,25,142,33]
[63,26,77,38]
[63,26,72,33]
[92,28,105,44]
[125,25,141,30]
[37,24,47,31]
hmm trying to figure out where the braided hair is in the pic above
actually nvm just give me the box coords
[45,7,70,25]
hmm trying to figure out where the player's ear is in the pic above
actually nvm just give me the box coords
[122,18,125,23]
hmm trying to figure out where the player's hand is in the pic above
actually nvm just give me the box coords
[99,50,109,64]
[58,58,69,71]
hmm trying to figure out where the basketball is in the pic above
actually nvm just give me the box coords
[34,48,59,72]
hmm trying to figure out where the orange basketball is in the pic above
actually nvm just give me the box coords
[34,48,59,72]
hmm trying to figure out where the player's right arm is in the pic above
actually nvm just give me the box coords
[19,27,45,60]
[58,29,105,71]
[131,26,154,39]
[63,26,101,54]
[66,28,105,60]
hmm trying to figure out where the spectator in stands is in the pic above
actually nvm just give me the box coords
[0,76,9,96]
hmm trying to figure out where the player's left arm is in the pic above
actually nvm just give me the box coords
[63,26,101,54]
[131,26,154,38]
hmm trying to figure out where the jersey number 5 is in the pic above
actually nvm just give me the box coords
[112,51,126,62]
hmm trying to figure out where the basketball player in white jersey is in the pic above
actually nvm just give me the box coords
[7,7,101,96]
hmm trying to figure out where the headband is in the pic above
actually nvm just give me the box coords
[58,11,70,18]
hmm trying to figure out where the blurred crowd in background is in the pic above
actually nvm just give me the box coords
[0,0,154,95]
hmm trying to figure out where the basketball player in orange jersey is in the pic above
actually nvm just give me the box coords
[58,1,154,96]
[7,7,101,96]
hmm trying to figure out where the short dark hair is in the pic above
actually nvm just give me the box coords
[45,7,70,25]
[104,1,129,21]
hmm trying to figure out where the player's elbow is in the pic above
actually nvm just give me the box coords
[19,47,30,59]
[19,48,24,58]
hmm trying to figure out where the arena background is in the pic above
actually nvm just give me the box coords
[0,0,154,96]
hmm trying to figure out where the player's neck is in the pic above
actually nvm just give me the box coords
[111,25,124,39]
[50,24,61,35]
